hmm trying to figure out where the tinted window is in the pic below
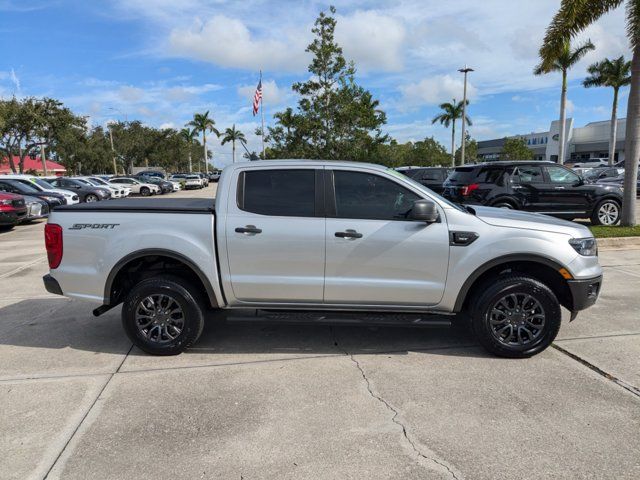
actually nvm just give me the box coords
[241,169,315,217]
[418,169,443,181]
[333,171,420,221]
[514,166,544,183]
[447,167,478,183]
[546,166,580,184]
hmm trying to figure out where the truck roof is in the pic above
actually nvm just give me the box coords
[223,159,391,171]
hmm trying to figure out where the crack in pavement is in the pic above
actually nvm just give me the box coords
[329,327,461,480]
[552,344,640,399]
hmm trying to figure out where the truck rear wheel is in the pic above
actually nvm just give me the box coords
[122,275,205,355]
[469,275,561,358]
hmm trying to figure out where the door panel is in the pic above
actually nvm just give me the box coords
[540,165,589,214]
[324,170,449,306]
[225,168,325,303]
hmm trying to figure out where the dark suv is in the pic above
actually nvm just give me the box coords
[442,161,624,225]
[399,167,451,194]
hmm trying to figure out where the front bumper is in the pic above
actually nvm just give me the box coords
[43,274,63,296]
[568,275,603,312]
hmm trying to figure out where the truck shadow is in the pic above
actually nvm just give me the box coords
[0,299,486,359]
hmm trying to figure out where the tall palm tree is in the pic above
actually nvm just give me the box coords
[432,99,471,167]
[220,124,247,163]
[538,0,639,226]
[584,56,632,166]
[534,39,595,165]
[188,111,219,174]
[179,127,197,173]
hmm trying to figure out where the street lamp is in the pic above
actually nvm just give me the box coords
[458,66,474,165]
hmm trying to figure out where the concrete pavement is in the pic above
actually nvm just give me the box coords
[1,185,639,479]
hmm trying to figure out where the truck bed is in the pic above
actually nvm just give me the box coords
[54,198,215,214]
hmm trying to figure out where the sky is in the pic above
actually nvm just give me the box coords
[0,0,632,167]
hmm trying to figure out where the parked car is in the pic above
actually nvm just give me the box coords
[47,177,111,203]
[596,171,640,196]
[44,160,603,359]
[581,167,623,183]
[109,177,160,196]
[134,175,174,194]
[208,170,222,182]
[2,174,80,205]
[399,167,452,194]
[76,177,127,198]
[86,176,131,197]
[0,179,66,209]
[196,173,209,187]
[0,192,27,228]
[169,174,204,189]
[135,170,165,180]
[21,195,49,222]
[442,161,624,226]
[570,158,609,168]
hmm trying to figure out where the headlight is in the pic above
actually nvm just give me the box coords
[569,237,598,256]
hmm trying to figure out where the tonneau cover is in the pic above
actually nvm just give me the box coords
[54,198,215,213]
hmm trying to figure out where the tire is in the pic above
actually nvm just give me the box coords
[591,198,621,226]
[491,200,516,209]
[468,274,561,358]
[122,275,205,355]
[85,194,99,203]
[140,187,150,196]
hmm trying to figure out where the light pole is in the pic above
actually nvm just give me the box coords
[458,66,474,165]
[108,123,118,175]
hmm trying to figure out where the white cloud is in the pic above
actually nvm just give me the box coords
[336,11,406,72]
[168,16,309,71]
[118,85,145,103]
[400,74,477,107]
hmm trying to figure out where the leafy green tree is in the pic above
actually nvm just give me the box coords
[268,6,387,160]
[583,56,632,166]
[534,39,595,165]
[188,111,220,172]
[0,97,84,173]
[500,137,533,160]
[179,127,198,172]
[432,99,471,167]
[538,0,640,225]
[221,124,247,163]
[371,137,450,168]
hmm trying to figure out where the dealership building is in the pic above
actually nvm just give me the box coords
[477,118,626,163]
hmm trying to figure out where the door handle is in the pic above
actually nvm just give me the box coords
[235,225,262,234]
[335,229,363,239]
[554,186,566,190]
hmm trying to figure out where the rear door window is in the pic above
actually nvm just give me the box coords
[418,169,443,181]
[239,169,316,217]
[514,166,544,183]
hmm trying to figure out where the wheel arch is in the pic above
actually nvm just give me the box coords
[454,254,573,313]
[104,249,219,308]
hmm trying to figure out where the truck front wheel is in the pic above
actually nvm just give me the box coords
[469,275,561,358]
[122,275,205,355]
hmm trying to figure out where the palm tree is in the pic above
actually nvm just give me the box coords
[221,125,247,163]
[179,127,197,173]
[584,56,632,166]
[538,0,639,226]
[188,111,219,174]
[432,99,471,167]
[534,39,595,165]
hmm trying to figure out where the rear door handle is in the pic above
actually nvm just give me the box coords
[235,225,262,234]
[335,229,363,239]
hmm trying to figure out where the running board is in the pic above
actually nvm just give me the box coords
[225,310,453,328]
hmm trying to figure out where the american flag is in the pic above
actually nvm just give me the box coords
[252,78,262,116]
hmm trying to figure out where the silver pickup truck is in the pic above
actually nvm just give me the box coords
[43,160,603,358]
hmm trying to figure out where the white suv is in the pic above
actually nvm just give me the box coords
[109,177,160,196]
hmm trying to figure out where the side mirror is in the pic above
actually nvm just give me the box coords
[410,199,439,223]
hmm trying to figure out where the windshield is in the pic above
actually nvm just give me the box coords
[387,168,467,212]
[5,179,39,194]
[89,177,108,186]
[75,178,92,186]
[30,178,55,190]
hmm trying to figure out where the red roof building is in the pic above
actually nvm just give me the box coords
[0,156,66,175]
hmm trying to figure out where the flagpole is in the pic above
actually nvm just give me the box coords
[260,70,266,160]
